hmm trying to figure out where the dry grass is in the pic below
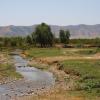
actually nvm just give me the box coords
[0,51,22,83]
[18,88,100,100]
[6,48,100,100]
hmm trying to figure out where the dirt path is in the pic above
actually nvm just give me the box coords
[37,55,100,64]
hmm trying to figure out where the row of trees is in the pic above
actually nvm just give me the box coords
[0,23,70,48]
[1,23,100,48]
[70,38,100,47]
[0,37,26,48]
[26,23,70,47]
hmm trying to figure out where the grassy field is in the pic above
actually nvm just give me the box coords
[25,48,64,57]
[23,47,100,100]
[25,47,100,58]
[60,59,100,97]
[0,47,100,99]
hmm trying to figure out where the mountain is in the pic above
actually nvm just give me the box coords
[0,24,100,38]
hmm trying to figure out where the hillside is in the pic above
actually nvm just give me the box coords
[0,24,100,38]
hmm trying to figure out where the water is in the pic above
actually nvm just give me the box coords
[14,55,54,82]
[0,55,55,100]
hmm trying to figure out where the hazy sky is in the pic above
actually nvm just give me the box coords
[0,0,100,26]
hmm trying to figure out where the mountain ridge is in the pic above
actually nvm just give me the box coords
[0,24,100,38]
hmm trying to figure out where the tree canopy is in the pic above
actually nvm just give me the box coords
[31,23,54,47]
[59,30,70,44]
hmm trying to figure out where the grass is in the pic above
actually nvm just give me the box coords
[60,59,100,96]
[1,47,98,100]
[0,63,22,80]
[76,49,97,55]
[25,48,88,58]
[6,47,99,100]
[0,50,22,81]
[25,47,100,58]
[25,48,64,58]
[75,48,100,55]
[25,48,100,97]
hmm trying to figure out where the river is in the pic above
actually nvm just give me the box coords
[0,55,55,100]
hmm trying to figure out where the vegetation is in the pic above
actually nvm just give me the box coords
[0,23,100,49]
[0,23,54,48]
[24,47,100,99]
[69,38,100,47]
[25,47,100,58]
[0,36,25,48]
[12,47,98,100]
[0,63,22,80]
[59,30,70,44]
[0,51,22,82]
[25,48,63,58]
[31,23,54,47]
[60,60,100,96]
[1,36,100,49]
[0,22,100,100]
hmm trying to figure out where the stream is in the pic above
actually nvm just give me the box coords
[0,55,55,100]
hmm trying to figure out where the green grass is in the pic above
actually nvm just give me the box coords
[75,47,100,55]
[60,60,100,96]
[76,49,97,55]
[25,47,100,98]
[25,47,100,58]
[26,48,64,57]
[25,48,86,58]
[0,63,22,80]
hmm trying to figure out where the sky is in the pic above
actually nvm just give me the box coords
[0,0,100,26]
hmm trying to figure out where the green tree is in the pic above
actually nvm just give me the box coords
[59,30,66,43]
[10,37,17,47]
[3,37,10,47]
[59,30,70,45]
[26,35,32,45]
[32,23,54,47]
[65,30,70,44]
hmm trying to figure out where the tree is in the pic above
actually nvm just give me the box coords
[59,30,70,45]
[16,37,24,47]
[59,30,66,43]
[31,23,54,47]
[26,35,32,45]
[65,30,70,44]
[10,37,17,47]
[3,37,10,47]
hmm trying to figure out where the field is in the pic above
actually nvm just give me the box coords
[0,47,100,100]
[61,60,100,96]
[21,47,100,100]
[25,47,100,57]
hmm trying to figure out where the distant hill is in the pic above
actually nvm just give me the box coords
[0,24,100,38]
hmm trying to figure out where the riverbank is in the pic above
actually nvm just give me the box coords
[0,53,55,100]
[19,58,97,100]
[20,48,100,100]
[0,51,22,84]
[0,48,100,100]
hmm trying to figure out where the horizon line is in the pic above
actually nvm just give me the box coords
[0,23,100,27]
